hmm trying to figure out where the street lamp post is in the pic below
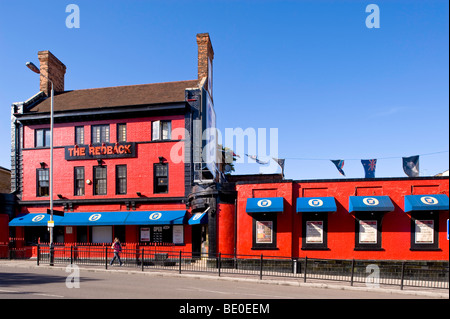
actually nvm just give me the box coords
[26,61,55,266]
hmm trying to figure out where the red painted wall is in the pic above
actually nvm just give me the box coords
[21,115,186,201]
[235,178,449,261]
[217,203,235,256]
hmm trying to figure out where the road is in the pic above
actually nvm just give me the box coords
[0,264,442,300]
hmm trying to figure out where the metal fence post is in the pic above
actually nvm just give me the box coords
[304,256,308,283]
[37,244,40,266]
[179,250,182,274]
[260,254,263,280]
[350,259,355,286]
[400,261,406,290]
[70,245,73,265]
[218,253,221,277]
[141,248,144,272]
[105,246,108,270]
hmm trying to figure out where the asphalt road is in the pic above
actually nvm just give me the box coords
[0,264,441,300]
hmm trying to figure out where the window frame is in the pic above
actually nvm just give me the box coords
[35,128,51,148]
[301,212,329,250]
[93,165,107,195]
[91,124,110,144]
[75,126,84,145]
[410,211,440,251]
[117,123,127,143]
[152,120,172,141]
[251,213,278,250]
[153,162,169,194]
[115,165,127,195]
[354,212,384,251]
[36,168,49,197]
[74,166,85,196]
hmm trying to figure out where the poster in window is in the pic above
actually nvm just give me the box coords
[415,220,434,244]
[359,220,377,244]
[306,221,324,243]
[140,228,150,242]
[173,225,184,244]
[256,221,273,244]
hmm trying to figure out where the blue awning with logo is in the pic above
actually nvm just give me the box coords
[349,196,394,213]
[124,210,187,225]
[246,197,284,213]
[188,212,209,225]
[296,197,337,213]
[9,213,64,227]
[59,212,128,226]
[404,194,449,212]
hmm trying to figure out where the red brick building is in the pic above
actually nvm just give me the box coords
[9,34,218,256]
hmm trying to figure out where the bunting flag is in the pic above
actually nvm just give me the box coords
[272,157,285,176]
[402,155,419,177]
[246,154,269,165]
[361,159,377,178]
[331,160,345,176]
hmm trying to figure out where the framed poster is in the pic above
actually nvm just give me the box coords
[415,220,434,244]
[306,221,324,244]
[256,221,273,244]
[173,225,184,244]
[359,220,377,244]
[140,227,150,242]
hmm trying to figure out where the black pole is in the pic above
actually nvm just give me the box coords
[218,252,221,277]
[37,244,40,266]
[400,261,406,290]
[350,259,355,286]
[304,257,308,283]
[105,246,108,270]
[260,254,263,280]
[142,248,144,272]
[179,250,182,274]
[49,243,54,266]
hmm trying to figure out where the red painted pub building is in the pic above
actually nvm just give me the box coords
[5,33,449,263]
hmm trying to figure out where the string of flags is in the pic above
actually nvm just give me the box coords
[239,151,447,178]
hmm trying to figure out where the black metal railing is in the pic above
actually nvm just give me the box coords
[32,244,449,290]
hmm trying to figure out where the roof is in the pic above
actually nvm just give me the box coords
[27,79,199,113]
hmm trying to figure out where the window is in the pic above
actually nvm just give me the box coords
[252,213,277,249]
[354,213,383,251]
[92,125,110,144]
[116,165,127,195]
[35,128,50,147]
[37,168,49,197]
[140,226,173,244]
[93,166,107,195]
[74,167,85,196]
[410,212,439,251]
[154,163,168,193]
[301,213,328,250]
[117,124,127,142]
[75,126,84,144]
[152,120,172,141]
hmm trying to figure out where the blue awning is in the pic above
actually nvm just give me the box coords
[246,197,284,213]
[124,210,187,225]
[349,196,394,213]
[188,212,208,225]
[60,212,128,226]
[9,213,64,227]
[296,197,337,213]
[404,194,449,212]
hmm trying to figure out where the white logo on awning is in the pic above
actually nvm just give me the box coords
[420,196,438,205]
[193,213,203,221]
[257,199,272,207]
[308,199,324,207]
[89,213,102,221]
[32,215,45,222]
[363,197,379,206]
[149,212,162,220]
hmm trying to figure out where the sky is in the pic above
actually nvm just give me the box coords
[0,0,448,180]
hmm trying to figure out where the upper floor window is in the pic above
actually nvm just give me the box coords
[74,167,85,196]
[152,120,171,141]
[36,168,49,197]
[154,163,168,194]
[75,126,84,145]
[92,125,110,144]
[117,124,127,142]
[116,165,127,195]
[35,128,50,147]
[93,166,107,195]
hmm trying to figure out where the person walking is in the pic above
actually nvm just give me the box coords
[110,238,123,266]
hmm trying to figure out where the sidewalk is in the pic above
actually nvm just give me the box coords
[0,259,448,299]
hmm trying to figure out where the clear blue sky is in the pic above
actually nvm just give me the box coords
[1,0,448,180]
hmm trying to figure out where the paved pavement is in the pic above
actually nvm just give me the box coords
[0,259,448,299]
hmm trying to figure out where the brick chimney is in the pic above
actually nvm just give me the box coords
[37,50,66,96]
[196,33,214,97]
